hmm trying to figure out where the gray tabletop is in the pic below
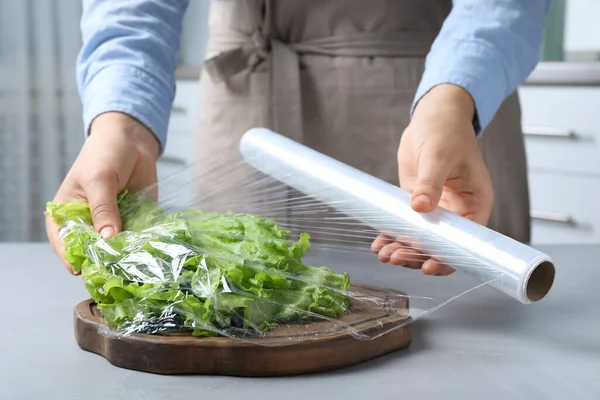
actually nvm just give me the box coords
[1,243,598,400]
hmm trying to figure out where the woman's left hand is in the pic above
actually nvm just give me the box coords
[371,84,494,276]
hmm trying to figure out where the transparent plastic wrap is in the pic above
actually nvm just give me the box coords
[45,128,555,346]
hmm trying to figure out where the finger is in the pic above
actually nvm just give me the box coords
[461,186,494,226]
[411,154,451,213]
[45,215,76,275]
[463,210,490,227]
[83,175,122,238]
[378,242,403,263]
[129,162,159,201]
[440,189,493,227]
[371,234,394,254]
[421,258,455,276]
[438,158,494,226]
[397,149,417,193]
[46,185,80,275]
[390,246,426,269]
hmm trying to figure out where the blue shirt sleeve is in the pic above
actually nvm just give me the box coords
[412,0,551,134]
[77,0,189,152]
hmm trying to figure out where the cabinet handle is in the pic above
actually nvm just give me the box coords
[159,155,187,165]
[531,209,576,225]
[523,126,577,139]
[172,105,187,114]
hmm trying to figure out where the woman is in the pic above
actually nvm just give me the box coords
[47,0,549,276]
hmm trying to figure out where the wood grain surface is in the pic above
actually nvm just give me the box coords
[74,283,413,376]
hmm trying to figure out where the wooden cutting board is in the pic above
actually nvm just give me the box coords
[74,283,412,377]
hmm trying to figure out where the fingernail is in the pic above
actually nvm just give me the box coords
[100,226,115,239]
[413,194,431,204]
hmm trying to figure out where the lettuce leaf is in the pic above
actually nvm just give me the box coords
[46,191,351,337]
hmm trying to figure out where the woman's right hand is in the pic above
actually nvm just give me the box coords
[46,112,160,274]
[371,84,493,276]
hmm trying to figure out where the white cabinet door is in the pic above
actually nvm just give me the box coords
[518,86,600,176]
[528,171,600,244]
[519,85,600,244]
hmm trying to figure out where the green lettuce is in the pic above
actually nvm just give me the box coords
[46,191,351,337]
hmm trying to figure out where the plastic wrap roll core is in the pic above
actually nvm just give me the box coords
[239,128,556,304]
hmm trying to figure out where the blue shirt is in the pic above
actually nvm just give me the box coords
[77,0,550,152]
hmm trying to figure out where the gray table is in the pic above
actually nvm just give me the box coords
[1,243,599,400]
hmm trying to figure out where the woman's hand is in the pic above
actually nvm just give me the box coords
[46,112,160,274]
[372,84,494,276]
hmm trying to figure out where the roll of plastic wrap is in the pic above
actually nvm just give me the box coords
[239,128,556,304]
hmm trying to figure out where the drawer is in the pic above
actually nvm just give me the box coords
[168,81,199,132]
[528,171,600,244]
[518,86,600,176]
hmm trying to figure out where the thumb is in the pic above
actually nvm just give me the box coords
[411,154,450,213]
[84,177,122,238]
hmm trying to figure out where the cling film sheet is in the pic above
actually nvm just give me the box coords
[45,128,555,345]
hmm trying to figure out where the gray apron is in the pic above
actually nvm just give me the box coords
[193,0,531,245]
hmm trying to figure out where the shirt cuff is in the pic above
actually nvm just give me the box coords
[81,64,175,152]
[412,39,509,135]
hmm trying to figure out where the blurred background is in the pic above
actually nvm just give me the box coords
[0,0,210,242]
[0,0,598,245]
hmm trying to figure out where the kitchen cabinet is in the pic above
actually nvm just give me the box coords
[518,86,600,175]
[518,82,600,245]
[527,171,598,244]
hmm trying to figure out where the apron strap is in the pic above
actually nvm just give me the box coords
[203,0,304,145]
[202,0,436,146]
[269,39,304,144]
[203,30,268,83]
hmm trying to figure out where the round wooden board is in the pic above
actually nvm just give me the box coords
[74,283,413,377]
